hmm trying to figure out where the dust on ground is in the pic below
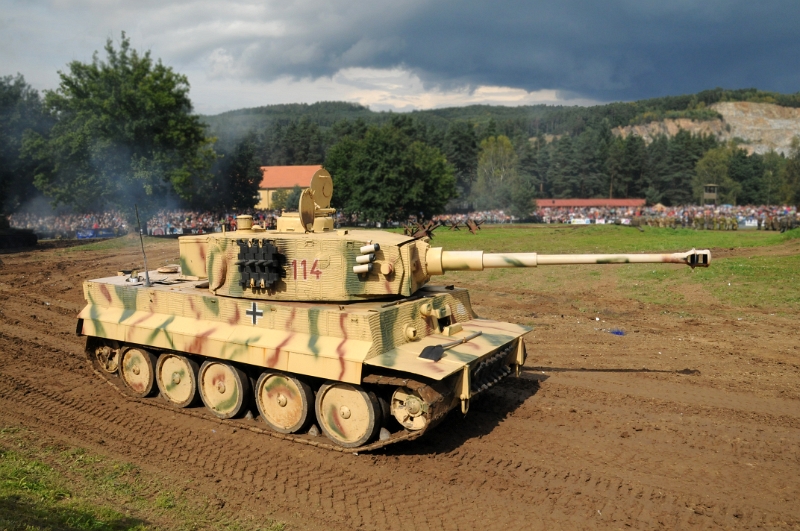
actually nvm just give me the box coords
[0,237,798,530]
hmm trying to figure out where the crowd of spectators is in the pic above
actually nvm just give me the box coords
[7,211,128,239]
[143,209,378,234]
[534,204,798,230]
[145,209,282,235]
[8,204,799,239]
[432,210,514,225]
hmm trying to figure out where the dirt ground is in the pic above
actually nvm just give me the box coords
[0,237,798,530]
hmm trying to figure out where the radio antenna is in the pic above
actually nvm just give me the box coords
[134,205,151,287]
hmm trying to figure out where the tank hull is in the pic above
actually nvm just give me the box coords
[78,269,529,449]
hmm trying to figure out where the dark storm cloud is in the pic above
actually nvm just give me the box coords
[226,0,800,101]
[3,0,798,107]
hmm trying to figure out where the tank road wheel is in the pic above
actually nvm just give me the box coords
[156,354,199,408]
[255,372,313,434]
[315,382,380,448]
[198,361,250,419]
[119,347,158,398]
[95,344,120,374]
[390,387,428,431]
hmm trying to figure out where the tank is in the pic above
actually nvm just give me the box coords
[77,169,711,450]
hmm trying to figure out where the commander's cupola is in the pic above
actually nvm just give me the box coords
[276,168,336,233]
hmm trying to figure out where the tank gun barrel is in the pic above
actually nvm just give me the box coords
[426,248,710,275]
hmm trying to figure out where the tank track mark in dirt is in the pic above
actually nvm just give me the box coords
[84,341,491,453]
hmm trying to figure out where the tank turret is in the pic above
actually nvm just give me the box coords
[77,170,712,450]
[177,169,708,303]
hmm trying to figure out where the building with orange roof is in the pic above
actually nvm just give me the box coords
[255,165,323,209]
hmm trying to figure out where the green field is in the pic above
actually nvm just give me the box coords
[425,225,800,315]
[422,224,800,254]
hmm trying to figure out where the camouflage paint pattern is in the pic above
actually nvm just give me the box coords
[188,226,708,302]
[202,229,426,301]
[79,176,709,410]
[427,249,711,273]
[78,273,528,386]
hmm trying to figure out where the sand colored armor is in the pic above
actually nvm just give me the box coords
[78,169,712,449]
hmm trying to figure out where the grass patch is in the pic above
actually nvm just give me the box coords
[616,254,800,312]
[423,224,798,254]
[421,225,799,313]
[61,235,174,254]
[0,427,285,531]
[696,254,800,311]
[0,444,146,530]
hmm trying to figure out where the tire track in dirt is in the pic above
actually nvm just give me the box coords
[0,320,792,528]
[396,392,796,529]
[488,382,800,517]
[3,357,793,530]
[2,239,800,529]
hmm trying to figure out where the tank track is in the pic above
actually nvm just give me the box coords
[85,344,454,453]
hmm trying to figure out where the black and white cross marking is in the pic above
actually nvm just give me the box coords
[246,301,263,325]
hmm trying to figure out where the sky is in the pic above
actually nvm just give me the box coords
[1,0,798,115]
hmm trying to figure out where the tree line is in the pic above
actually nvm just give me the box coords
[2,34,799,223]
[229,112,800,216]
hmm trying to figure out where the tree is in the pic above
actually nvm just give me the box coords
[471,135,537,215]
[532,137,551,197]
[325,117,455,221]
[619,135,647,198]
[270,188,290,211]
[694,145,741,204]
[644,135,670,203]
[549,135,577,198]
[663,130,713,205]
[0,75,51,215]
[268,117,325,165]
[285,185,303,211]
[729,147,765,204]
[203,133,261,210]
[508,172,537,219]
[23,33,214,215]
[573,129,605,197]
[605,137,624,198]
[761,151,786,206]
[444,121,479,201]
[472,135,518,209]
[783,137,800,206]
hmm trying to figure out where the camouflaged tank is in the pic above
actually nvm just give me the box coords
[77,170,712,450]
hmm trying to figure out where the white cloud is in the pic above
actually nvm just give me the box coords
[2,0,794,113]
[187,66,600,114]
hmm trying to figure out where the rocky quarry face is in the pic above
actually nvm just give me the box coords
[613,102,800,155]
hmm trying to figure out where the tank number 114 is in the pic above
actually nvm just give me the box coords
[291,259,322,280]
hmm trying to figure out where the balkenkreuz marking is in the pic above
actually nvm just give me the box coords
[246,301,263,325]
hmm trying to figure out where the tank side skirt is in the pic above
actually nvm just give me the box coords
[78,306,368,384]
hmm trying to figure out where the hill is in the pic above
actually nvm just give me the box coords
[614,102,800,156]
[201,88,800,146]
[200,88,800,209]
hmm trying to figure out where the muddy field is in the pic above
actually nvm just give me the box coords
[1,233,799,530]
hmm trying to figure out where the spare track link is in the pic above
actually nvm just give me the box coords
[85,347,452,453]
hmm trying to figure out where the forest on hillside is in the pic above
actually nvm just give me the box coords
[205,88,800,143]
[204,87,800,215]
[3,39,799,223]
